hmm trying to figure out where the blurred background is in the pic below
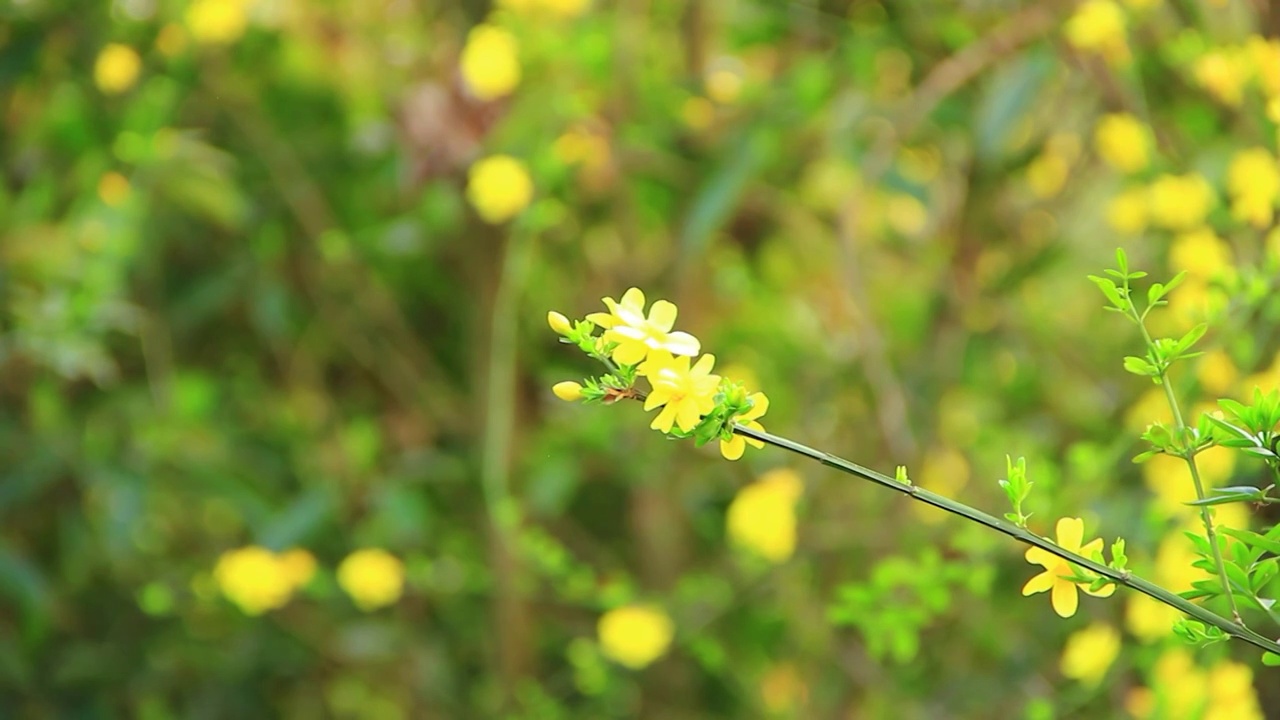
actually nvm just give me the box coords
[3,0,1280,717]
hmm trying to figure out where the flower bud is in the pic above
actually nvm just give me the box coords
[548,311,572,336]
[552,381,583,401]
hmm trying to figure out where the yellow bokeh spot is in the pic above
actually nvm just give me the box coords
[1026,152,1070,199]
[1107,187,1149,235]
[1064,0,1129,65]
[185,0,250,46]
[1060,623,1120,685]
[466,155,534,224]
[1147,173,1214,231]
[280,548,317,588]
[213,546,297,615]
[914,447,970,524]
[1093,113,1149,173]
[156,23,188,57]
[94,44,142,95]
[1194,49,1250,107]
[1226,147,1280,228]
[705,69,744,105]
[1196,349,1239,396]
[97,172,131,207]
[597,604,674,669]
[727,468,804,562]
[885,193,928,235]
[1169,227,1232,280]
[460,25,520,101]
[337,548,405,611]
[1124,387,1174,431]
[760,662,808,713]
[681,96,715,130]
[1125,592,1181,643]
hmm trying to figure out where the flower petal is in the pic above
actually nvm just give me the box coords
[1022,571,1054,596]
[720,436,745,461]
[1079,538,1105,558]
[675,401,703,432]
[1025,547,1057,568]
[647,300,678,332]
[1056,517,1085,554]
[1052,580,1079,618]
[586,312,617,328]
[691,354,716,376]
[662,331,701,357]
[620,288,645,312]
[644,389,669,411]
[650,404,678,433]
[1082,581,1116,598]
[744,392,770,421]
[612,340,647,366]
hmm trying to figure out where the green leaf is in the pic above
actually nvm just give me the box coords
[1263,652,1280,667]
[1221,527,1280,557]
[1174,323,1208,356]
[1088,275,1129,310]
[1115,247,1129,274]
[1123,355,1158,376]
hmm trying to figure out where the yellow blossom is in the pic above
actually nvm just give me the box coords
[185,0,250,45]
[1126,592,1182,643]
[705,69,744,104]
[1194,49,1249,106]
[337,548,405,611]
[760,662,808,713]
[597,604,674,669]
[1247,36,1280,98]
[915,447,970,524]
[460,25,520,101]
[640,351,720,433]
[1197,349,1239,396]
[547,311,572,336]
[213,546,295,615]
[586,288,701,366]
[727,468,803,562]
[1125,387,1174,430]
[720,392,768,460]
[1107,187,1149,234]
[1064,0,1129,64]
[1022,517,1115,618]
[466,155,533,224]
[1026,152,1070,199]
[1226,147,1280,228]
[1204,661,1263,720]
[156,23,188,57]
[97,172,131,207]
[552,381,583,401]
[681,97,715,130]
[1169,228,1232,279]
[1060,623,1121,686]
[1094,113,1150,173]
[1148,173,1214,230]
[94,44,141,94]
[280,548,317,588]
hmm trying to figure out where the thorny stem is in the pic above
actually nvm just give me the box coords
[729,423,1280,655]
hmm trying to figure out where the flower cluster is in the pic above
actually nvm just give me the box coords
[212,546,404,615]
[548,288,768,461]
[1021,517,1117,618]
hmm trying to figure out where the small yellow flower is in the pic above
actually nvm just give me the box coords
[460,25,520,101]
[1064,0,1129,64]
[1169,227,1232,280]
[640,351,720,433]
[1205,661,1263,720]
[1226,147,1280,228]
[186,0,250,46]
[721,392,768,461]
[213,546,295,615]
[1022,517,1115,618]
[1107,187,1149,234]
[726,468,803,562]
[1060,623,1121,686]
[597,604,674,669]
[94,44,142,94]
[547,311,572,336]
[337,548,405,611]
[1197,349,1239,396]
[1194,49,1249,107]
[466,155,533,224]
[705,68,744,104]
[1147,173,1214,230]
[586,288,701,366]
[552,381,583,401]
[1094,113,1150,173]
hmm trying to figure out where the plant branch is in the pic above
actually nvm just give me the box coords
[729,423,1280,655]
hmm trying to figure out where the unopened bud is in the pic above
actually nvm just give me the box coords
[552,381,583,401]
[548,311,573,336]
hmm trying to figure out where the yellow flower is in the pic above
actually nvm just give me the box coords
[547,311,572,336]
[1247,36,1280,98]
[1107,187,1149,234]
[94,44,141,94]
[185,0,250,45]
[720,392,768,460]
[552,381,583,401]
[213,546,295,615]
[460,25,520,101]
[680,96,716,130]
[760,662,808,713]
[1125,592,1182,643]
[155,23,188,57]
[466,155,533,224]
[726,468,803,562]
[1226,147,1280,228]
[1022,517,1115,618]
[597,604,674,669]
[1169,227,1232,279]
[1060,623,1121,686]
[1194,49,1249,106]
[97,172,131,207]
[705,69,744,104]
[1064,0,1129,64]
[640,351,720,433]
[1204,661,1263,720]
[586,288,701,365]
[1148,173,1214,230]
[540,0,591,17]
[1094,113,1150,173]
[1026,152,1070,199]
[1197,349,1239,396]
[280,548,317,588]
[337,548,405,611]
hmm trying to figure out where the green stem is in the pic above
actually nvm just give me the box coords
[730,423,1280,655]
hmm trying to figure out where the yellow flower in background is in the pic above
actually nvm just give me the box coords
[1125,592,1181,643]
[1129,652,1261,720]
[681,96,716,130]
[587,288,701,365]
[1169,227,1232,279]
[726,468,804,562]
[466,155,533,224]
[1064,0,1129,64]
[1022,517,1115,618]
[1194,49,1249,106]
[1094,113,1149,173]
[97,172,131,207]
[1060,623,1120,685]
[460,25,520,101]
[720,392,768,461]
[915,447,970,524]
[280,548,317,588]
[1147,173,1214,230]
[213,546,295,615]
[497,0,590,18]
[1166,277,1229,328]
[760,662,809,713]
[706,68,744,104]
[337,548,405,611]
[1142,447,1238,519]
[1247,36,1280,98]
[885,193,928,235]
[186,0,250,45]
[1226,147,1280,228]
[94,44,141,94]
[1107,187,1149,234]
[640,351,720,433]
[597,604,674,669]
[1026,152,1070,199]
[1197,349,1239,396]
[1205,661,1263,720]
[1125,386,1174,430]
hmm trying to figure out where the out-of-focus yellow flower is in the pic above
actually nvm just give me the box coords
[1022,517,1115,618]
[497,0,590,18]
[1194,49,1250,106]
[681,97,715,130]
[552,381,583,401]
[885,193,928,234]
[1065,0,1129,64]
[1129,651,1261,720]
[94,44,141,94]
[1142,447,1238,518]
[727,468,803,562]
[337,548,405,611]
[1094,113,1149,173]
[1197,349,1239,396]
[721,392,768,461]
[460,25,520,101]
[553,128,609,169]
[1169,227,1232,279]
[1125,592,1180,643]
[156,23,188,57]
[706,68,744,104]
[213,546,295,615]
[597,604,674,669]
[587,288,701,366]
[186,0,250,45]
[1107,187,1149,234]
[1060,623,1121,685]
[1027,153,1070,199]
[1122,0,1161,9]
[915,447,970,524]
[1166,277,1228,328]
[1148,173,1214,230]
[640,351,720,433]
[1125,387,1174,430]
[97,172,131,206]
[280,548,316,588]
[1247,36,1280,98]
[466,155,533,224]
[760,662,808,713]
[1227,148,1280,228]
[1204,662,1263,720]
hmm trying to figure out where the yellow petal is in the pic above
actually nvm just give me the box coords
[721,436,746,460]
[744,392,770,421]
[1056,517,1085,553]
[1082,581,1117,598]
[650,404,678,433]
[1079,538,1105,558]
[1052,580,1079,618]
[1023,571,1055,595]
[586,312,617,328]
[612,340,648,366]
[620,287,645,312]
[647,300,678,332]
[663,331,701,356]
[1025,546,1057,568]
[675,401,703,432]
[691,353,717,376]
[644,390,669,411]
